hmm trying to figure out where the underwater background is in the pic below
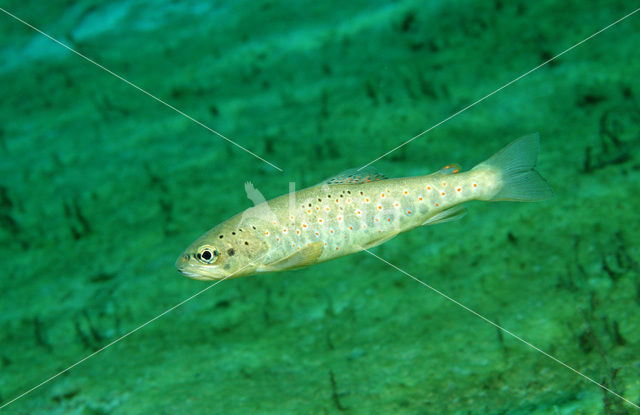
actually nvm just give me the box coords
[1,1,639,414]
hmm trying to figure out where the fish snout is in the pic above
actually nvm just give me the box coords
[175,254,189,271]
[174,254,204,280]
[175,253,228,280]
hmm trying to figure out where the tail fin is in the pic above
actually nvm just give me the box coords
[475,133,554,201]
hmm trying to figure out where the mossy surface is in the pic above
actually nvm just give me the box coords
[1,1,639,414]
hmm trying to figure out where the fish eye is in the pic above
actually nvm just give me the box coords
[197,246,219,264]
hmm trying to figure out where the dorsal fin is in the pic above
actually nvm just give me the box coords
[319,167,388,186]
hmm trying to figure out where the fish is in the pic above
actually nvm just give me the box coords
[175,134,553,280]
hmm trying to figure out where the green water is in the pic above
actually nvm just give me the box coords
[1,1,639,414]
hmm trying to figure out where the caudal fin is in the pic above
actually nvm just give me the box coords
[475,133,554,201]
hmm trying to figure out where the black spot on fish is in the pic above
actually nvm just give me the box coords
[244,241,249,245]
[219,235,224,239]
[227,248,235,256]
[232,232,236,235]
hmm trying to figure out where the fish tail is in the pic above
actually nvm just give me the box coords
[474,133,554,201]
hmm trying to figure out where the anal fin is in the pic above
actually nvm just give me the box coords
[421,206,467,226]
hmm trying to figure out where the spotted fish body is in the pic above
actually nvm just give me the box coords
[176,134,553,280]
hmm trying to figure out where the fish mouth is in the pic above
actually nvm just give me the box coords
[176,266,229,281]
[177,269,208,280]
[175,256,229,281]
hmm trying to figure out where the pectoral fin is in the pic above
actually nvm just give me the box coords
[260,241,324,272]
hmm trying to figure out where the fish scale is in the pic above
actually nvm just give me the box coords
[176,134,553,280]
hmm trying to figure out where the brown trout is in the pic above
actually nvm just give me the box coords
[176,134,553,280]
